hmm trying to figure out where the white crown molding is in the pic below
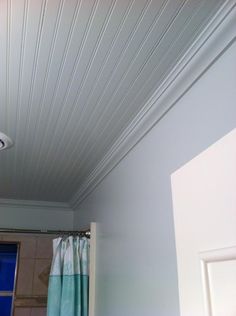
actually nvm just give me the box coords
[70,0,236,209]
[0,198,72,211]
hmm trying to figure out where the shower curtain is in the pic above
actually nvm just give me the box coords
[47,236,89,316]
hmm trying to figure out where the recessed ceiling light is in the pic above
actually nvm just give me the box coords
[0,132,14,151]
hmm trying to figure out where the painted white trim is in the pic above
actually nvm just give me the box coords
[199,246,236,316]
[70,0,236,209]
[0,198,71,211]
[200,246,236,263]
[89,222,96,316]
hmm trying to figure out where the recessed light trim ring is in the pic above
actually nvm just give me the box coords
[0,132,14,151]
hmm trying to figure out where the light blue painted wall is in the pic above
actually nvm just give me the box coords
[0,204,74,230]
[74,39,236,316]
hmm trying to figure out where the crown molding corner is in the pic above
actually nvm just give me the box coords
[70,0,236,210]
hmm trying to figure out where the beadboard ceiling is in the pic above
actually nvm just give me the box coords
[0,0,225,205]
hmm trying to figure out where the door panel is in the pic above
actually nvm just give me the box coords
[200,247,236,316]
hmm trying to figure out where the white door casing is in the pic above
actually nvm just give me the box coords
[89,222,96,316]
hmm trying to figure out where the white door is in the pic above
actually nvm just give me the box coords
[171,128,236,316]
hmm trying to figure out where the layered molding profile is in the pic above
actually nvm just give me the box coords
[70,0,236,209]
[0,198,71,211]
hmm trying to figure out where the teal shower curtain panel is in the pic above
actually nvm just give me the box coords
[47,236,89,316]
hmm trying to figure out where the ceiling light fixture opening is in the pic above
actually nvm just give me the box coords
[0,132,14,151]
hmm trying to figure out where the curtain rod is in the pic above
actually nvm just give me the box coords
[0,228,90,238]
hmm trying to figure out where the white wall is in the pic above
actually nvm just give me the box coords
[74,38,236,316]
[0,204,74,230]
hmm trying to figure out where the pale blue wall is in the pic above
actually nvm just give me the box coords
[74,39,236,316]
[0,204,74,230]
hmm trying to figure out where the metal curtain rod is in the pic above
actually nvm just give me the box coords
[0,228,90,238]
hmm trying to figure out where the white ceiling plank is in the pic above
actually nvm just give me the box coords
[26,0,98,199]
[0,0,227,203]
[39,0,171,196]
[47,0,197,194]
